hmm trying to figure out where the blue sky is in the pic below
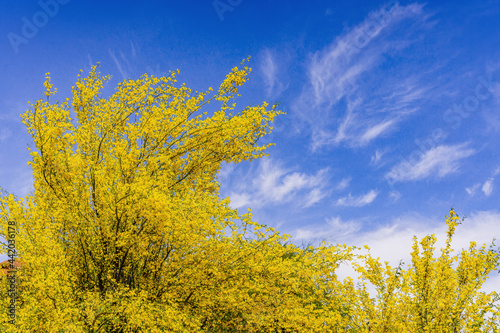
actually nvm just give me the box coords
[1,0,500,290]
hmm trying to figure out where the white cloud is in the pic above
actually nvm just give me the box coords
[295,210,500,265]
[217,162,235,181]
[336,189,378,207]
[256,160,313,202]
[261,49,277,96]
[260,48,287,98]
[227,192,252,209]
[335,177,351,191]
[225,158,330,209]
[389,190,401,202]
[466,175,495,197]
[482,178,494,196]
[294,215,361,242]
[326,210,500,297]
[370,149,387,166]
[293,2,430,150]
[466,183,481,196]
[109,49,128,80]
[326,216,361,236]
[304,188,327,208]
[293,228,323,242]
[300,176,352,208]
[359,118,398,144]
[130,40,138,58]
[386,143,475,182]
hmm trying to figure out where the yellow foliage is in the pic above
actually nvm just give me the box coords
[0,63,498,332]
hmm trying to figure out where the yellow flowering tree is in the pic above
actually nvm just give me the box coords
[352,209,500,332]
[0,61,294,332]
[0,59,499,332]
[0,61,368,332]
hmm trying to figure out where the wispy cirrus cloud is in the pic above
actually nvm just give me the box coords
[255,159,327,202]
[336,189,378,207]
[109,49,128,80]
[482,178,494,197]
[466,183,481,196]
[304,188,328,208]
[225,158,330,209]
[259,48,288,98]
[371,148,388,166]
[386,143,475,182]
[109,42,137,80]
[292,2,435,150]
[335,177,351,191]
[359,118,398,144]
[466,168,497,197]
[389,190,401,202]
[227,192,252,209]
[294,215,361,242]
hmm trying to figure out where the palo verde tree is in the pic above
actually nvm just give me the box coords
[351,209,500,332]
[0,61,367,333]
[0,60,301,332]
